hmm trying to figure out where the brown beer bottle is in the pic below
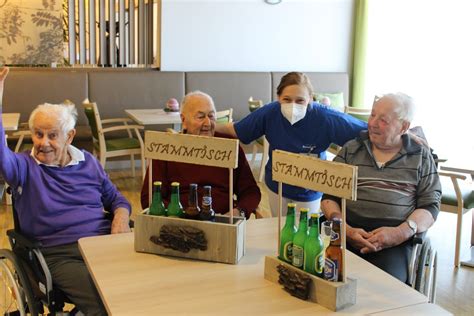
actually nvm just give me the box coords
[184,183,201,220]
[324,218,342,282]
[199,185,215,222]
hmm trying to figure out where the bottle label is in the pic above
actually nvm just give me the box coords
[315,253,324,274]
[202,196,212,206]
[292,245,304,268]
[324,258,339,281]
[283,241,293,262]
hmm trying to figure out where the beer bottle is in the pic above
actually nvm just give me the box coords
[324,218,343,281]
[292,208,309,269]
[184,183,201,220]
[149,181,167,216]
[167,182,184,218]
[304,213,324,277]
[279,203,297,263]
[199,185,215,222]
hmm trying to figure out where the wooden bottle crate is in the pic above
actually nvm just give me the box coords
[264,256,357,311]
[134,211,246,264]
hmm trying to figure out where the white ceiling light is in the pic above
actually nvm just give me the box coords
[265,0,282,5]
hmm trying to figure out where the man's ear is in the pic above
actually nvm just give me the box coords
[67,129,76,144]
[401,121,410,134]
[180,113,187,130]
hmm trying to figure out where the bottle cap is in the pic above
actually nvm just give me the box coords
[300,208,309,213]
[171,182,180,187]
[190,183,198,189]
[311,213,320,218]
[287,203,296,207]
[153,181,162,186]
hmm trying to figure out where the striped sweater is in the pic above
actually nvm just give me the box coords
[323,131,441,230]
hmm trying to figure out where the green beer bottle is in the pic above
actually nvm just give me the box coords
[167,182,184,218]
[149,181,167,216]
[304,213,324,277]
[292,208,309,269]
[279,203,297,263]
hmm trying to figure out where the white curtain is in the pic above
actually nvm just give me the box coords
[363,0,474,155]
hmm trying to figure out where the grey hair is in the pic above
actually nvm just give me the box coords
[379,92,415,123]
[180,90,215,114]
[29,102,78,135]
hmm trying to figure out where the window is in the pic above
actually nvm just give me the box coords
[363,0,474,155]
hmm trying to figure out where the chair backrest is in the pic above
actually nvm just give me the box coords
[344,106,371,122]
[83,102,103,141]
[13,130,33,153]
[248,99,263,113]
[216,108,233,124]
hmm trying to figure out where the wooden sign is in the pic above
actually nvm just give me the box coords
[272,150,357,200]
[144,131,239,169]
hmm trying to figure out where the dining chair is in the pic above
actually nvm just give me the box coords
[83,101,145,179]
[13,129,32,153]
[247,99,268,183]
[344,106,371,122]
[438,168,474,267]
[216,108,233,124]
[327,106,371,157]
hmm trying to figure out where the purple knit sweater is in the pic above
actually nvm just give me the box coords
[0,120,131,247]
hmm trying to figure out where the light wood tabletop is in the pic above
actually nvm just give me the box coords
[125,109,181,127]
[369,302,453,315]
[79,217,448,315]
[2,113,20,131]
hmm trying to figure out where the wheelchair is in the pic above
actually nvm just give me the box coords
[0,192,78,315]
[408,232,438,303]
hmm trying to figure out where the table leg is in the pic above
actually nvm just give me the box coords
[460,210,474,268]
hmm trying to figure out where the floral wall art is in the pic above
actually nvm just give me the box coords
[0,0,63,65]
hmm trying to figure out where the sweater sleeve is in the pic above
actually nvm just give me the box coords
[415,147,441,220]
[234,145,261,218]
[0,109,27,188]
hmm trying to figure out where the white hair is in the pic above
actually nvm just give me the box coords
[29,102,78,135]
[180,90,215,114]
[380,92,415,123]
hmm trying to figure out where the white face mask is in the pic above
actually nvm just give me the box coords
[280,102,307,125]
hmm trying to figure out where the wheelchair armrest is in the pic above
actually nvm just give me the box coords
[412,231,427,246]
[7,229,43,249]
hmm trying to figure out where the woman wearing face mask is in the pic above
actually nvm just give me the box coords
[216,72,367,216]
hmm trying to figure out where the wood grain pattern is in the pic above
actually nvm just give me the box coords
[264,256,357,311]
[134,213,245,264]
[144,131,239,169]
[272,150,357,200]
[78,218,444,315]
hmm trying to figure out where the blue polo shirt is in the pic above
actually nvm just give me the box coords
[234,101,367,201]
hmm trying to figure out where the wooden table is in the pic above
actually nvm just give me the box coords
[125,109,181,130]
[370,302,452,315]
[2,113,20,131]
[440,163,474,267]
[79,218,449,315]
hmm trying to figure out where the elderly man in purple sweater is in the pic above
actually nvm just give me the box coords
[0,67,130,315]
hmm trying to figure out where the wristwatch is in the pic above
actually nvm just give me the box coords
[406,219,417,235]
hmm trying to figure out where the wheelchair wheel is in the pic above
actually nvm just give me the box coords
[414,239,437,302]
[0,249,38,316]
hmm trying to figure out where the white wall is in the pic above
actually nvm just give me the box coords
[161,0,354,72]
